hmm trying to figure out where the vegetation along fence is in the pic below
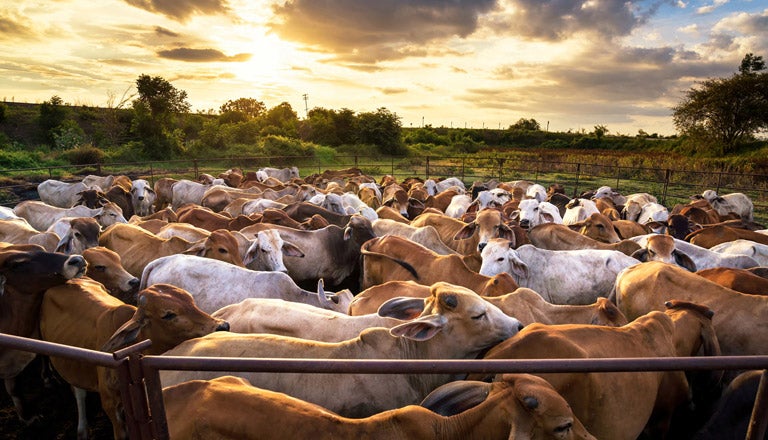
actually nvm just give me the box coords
[1,154,767,224]
[1,333,767,440]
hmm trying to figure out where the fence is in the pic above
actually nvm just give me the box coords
[1,154,766,224]
[1,332,767,440]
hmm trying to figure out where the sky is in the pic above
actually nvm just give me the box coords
[1,1,766,136]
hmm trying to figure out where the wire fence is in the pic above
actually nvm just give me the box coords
[1,154,766,224]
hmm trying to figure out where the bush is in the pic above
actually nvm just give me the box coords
[260,135,314,157]
[0,149,46,169]
[63,144,105,165]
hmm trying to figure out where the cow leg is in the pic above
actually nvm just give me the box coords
[4,377,39,425]
[40,356,59,388]
[73,386,90,440]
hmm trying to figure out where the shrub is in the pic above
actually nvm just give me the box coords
[260,135,314,157]
[63,144,105,165]
[0,149,45,169]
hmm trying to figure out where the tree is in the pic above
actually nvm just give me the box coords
[356,107,405,155]
[39,95,68,145]
[131,75,190,159]
[673,53,768,154]
[219,98,267,122]
[593,125,608,141]
[260,102,298,137]
[510,118,541,131]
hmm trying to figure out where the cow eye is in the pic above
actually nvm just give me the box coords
[471,312,486,320]
[496,257,505,262]
[74,232,82,238]
[218,248,228,254]
[93,265,107,272]
[162,312,177,320]
[554,422,572,433]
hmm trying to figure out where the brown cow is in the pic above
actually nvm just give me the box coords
[99,223,245,277]
[696,267,768,296]
[528,223,641,256]
[612,261,768,356]
[40,281,229,439]
[0,248,87,423]
[163,374,595,440]
[349,281,628,327]
[81,246,139,300]
[685,225,768,248]
[360,235,518,296]
[177,206,260,232]
[470,301,719,440]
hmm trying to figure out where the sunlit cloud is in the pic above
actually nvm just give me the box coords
[157,47,252,62]
[123,0,231,22]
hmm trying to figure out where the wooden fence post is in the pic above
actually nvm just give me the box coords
[426,156,430,180]
[662,169,672,206]
[573,163,582,198]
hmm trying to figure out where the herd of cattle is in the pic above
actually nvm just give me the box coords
[1,165,768,439]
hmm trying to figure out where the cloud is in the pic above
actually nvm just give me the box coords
[714,9,768,35]
[377,87,408,95]
[157,47,251,62]
[696,0,729,15]
[124,0,230,22]
[485,0,672,41]
[678,23,698,34]
[269,0,496,63]
[154,26,180,37]
[0,11,36,39]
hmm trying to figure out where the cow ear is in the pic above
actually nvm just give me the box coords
[630,249,649,262]
[55,233,73,254]
[101,300,147,352]
[378,296,426,320]
[408,198,425,209]
[508,254,529,279]
[420,380,492,416]
[673,250,697,272]
[389,314,446,341]
[540,212,555,223]
[453,222,477,240]
[383,197,395,207]
[183,241,206,256]
[281,241,305,258]
[499,224,516,245]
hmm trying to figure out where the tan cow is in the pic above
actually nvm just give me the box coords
[528,223,641,256]
[13,200,127,231]
[470,301,719,440]
[630,233,698,272]
[360,235,518,296]
[160,282,522,417]
[349,281,628,327]
[0,248,87,423]
[612,261,768,356]
[696,267,768,296]
[0,218,60,251]
[81,246,139,300]
[163,374,595,440]
[686,225,768,248]
[99,223,245,277]
[41,281,229,439]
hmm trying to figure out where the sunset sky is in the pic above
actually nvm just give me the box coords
[2,1,766,136]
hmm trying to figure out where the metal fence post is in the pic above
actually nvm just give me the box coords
[391,157,394,176]
[747,369,768,440]
[354,155,358,168]
[461,157,465,182]
[573,163,582,197]
[193,160,199,179]
[662,169,672,206]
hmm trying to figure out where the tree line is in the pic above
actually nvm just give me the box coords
[0,54,765,165]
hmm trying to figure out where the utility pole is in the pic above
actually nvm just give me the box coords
[302,93,308,118]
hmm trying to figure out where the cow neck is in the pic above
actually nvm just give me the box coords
[0,286,45,338]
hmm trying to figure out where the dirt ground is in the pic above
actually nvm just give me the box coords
[0,357,113,440]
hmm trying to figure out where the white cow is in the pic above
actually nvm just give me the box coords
[308,193,346,215]
[629,234,759,270]
[171,179,225,209]
[591,186,627,206]
[242,229,305,273]
[37,179,92,208]
[472,189,511,211]
[257,166,300,183]
[514,199,563,230]
[212,298,403,342]
[622,193,660,222]
[479,238,639,305]
[159,282,522,417]
[710,239,768,266]
[444,194,472,218]
[140,254,352,314]
[525,184,547,202]
[13,200,127,231]
[696,190,754,221]
[562,198,600,225]
[130,179,156,216]
[80,175,115,192]
[372,218,458,255]
[635,202,669,225]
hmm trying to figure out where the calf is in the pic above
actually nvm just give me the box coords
[479,238,639,304]
[470,302,719,440]
[160,282,522,417]
[0,248,87,423]
[130,179,156,216]
[163,374,595,440]
[140,254,352,314]
[361,235,519,296]
[41,281,228,439]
